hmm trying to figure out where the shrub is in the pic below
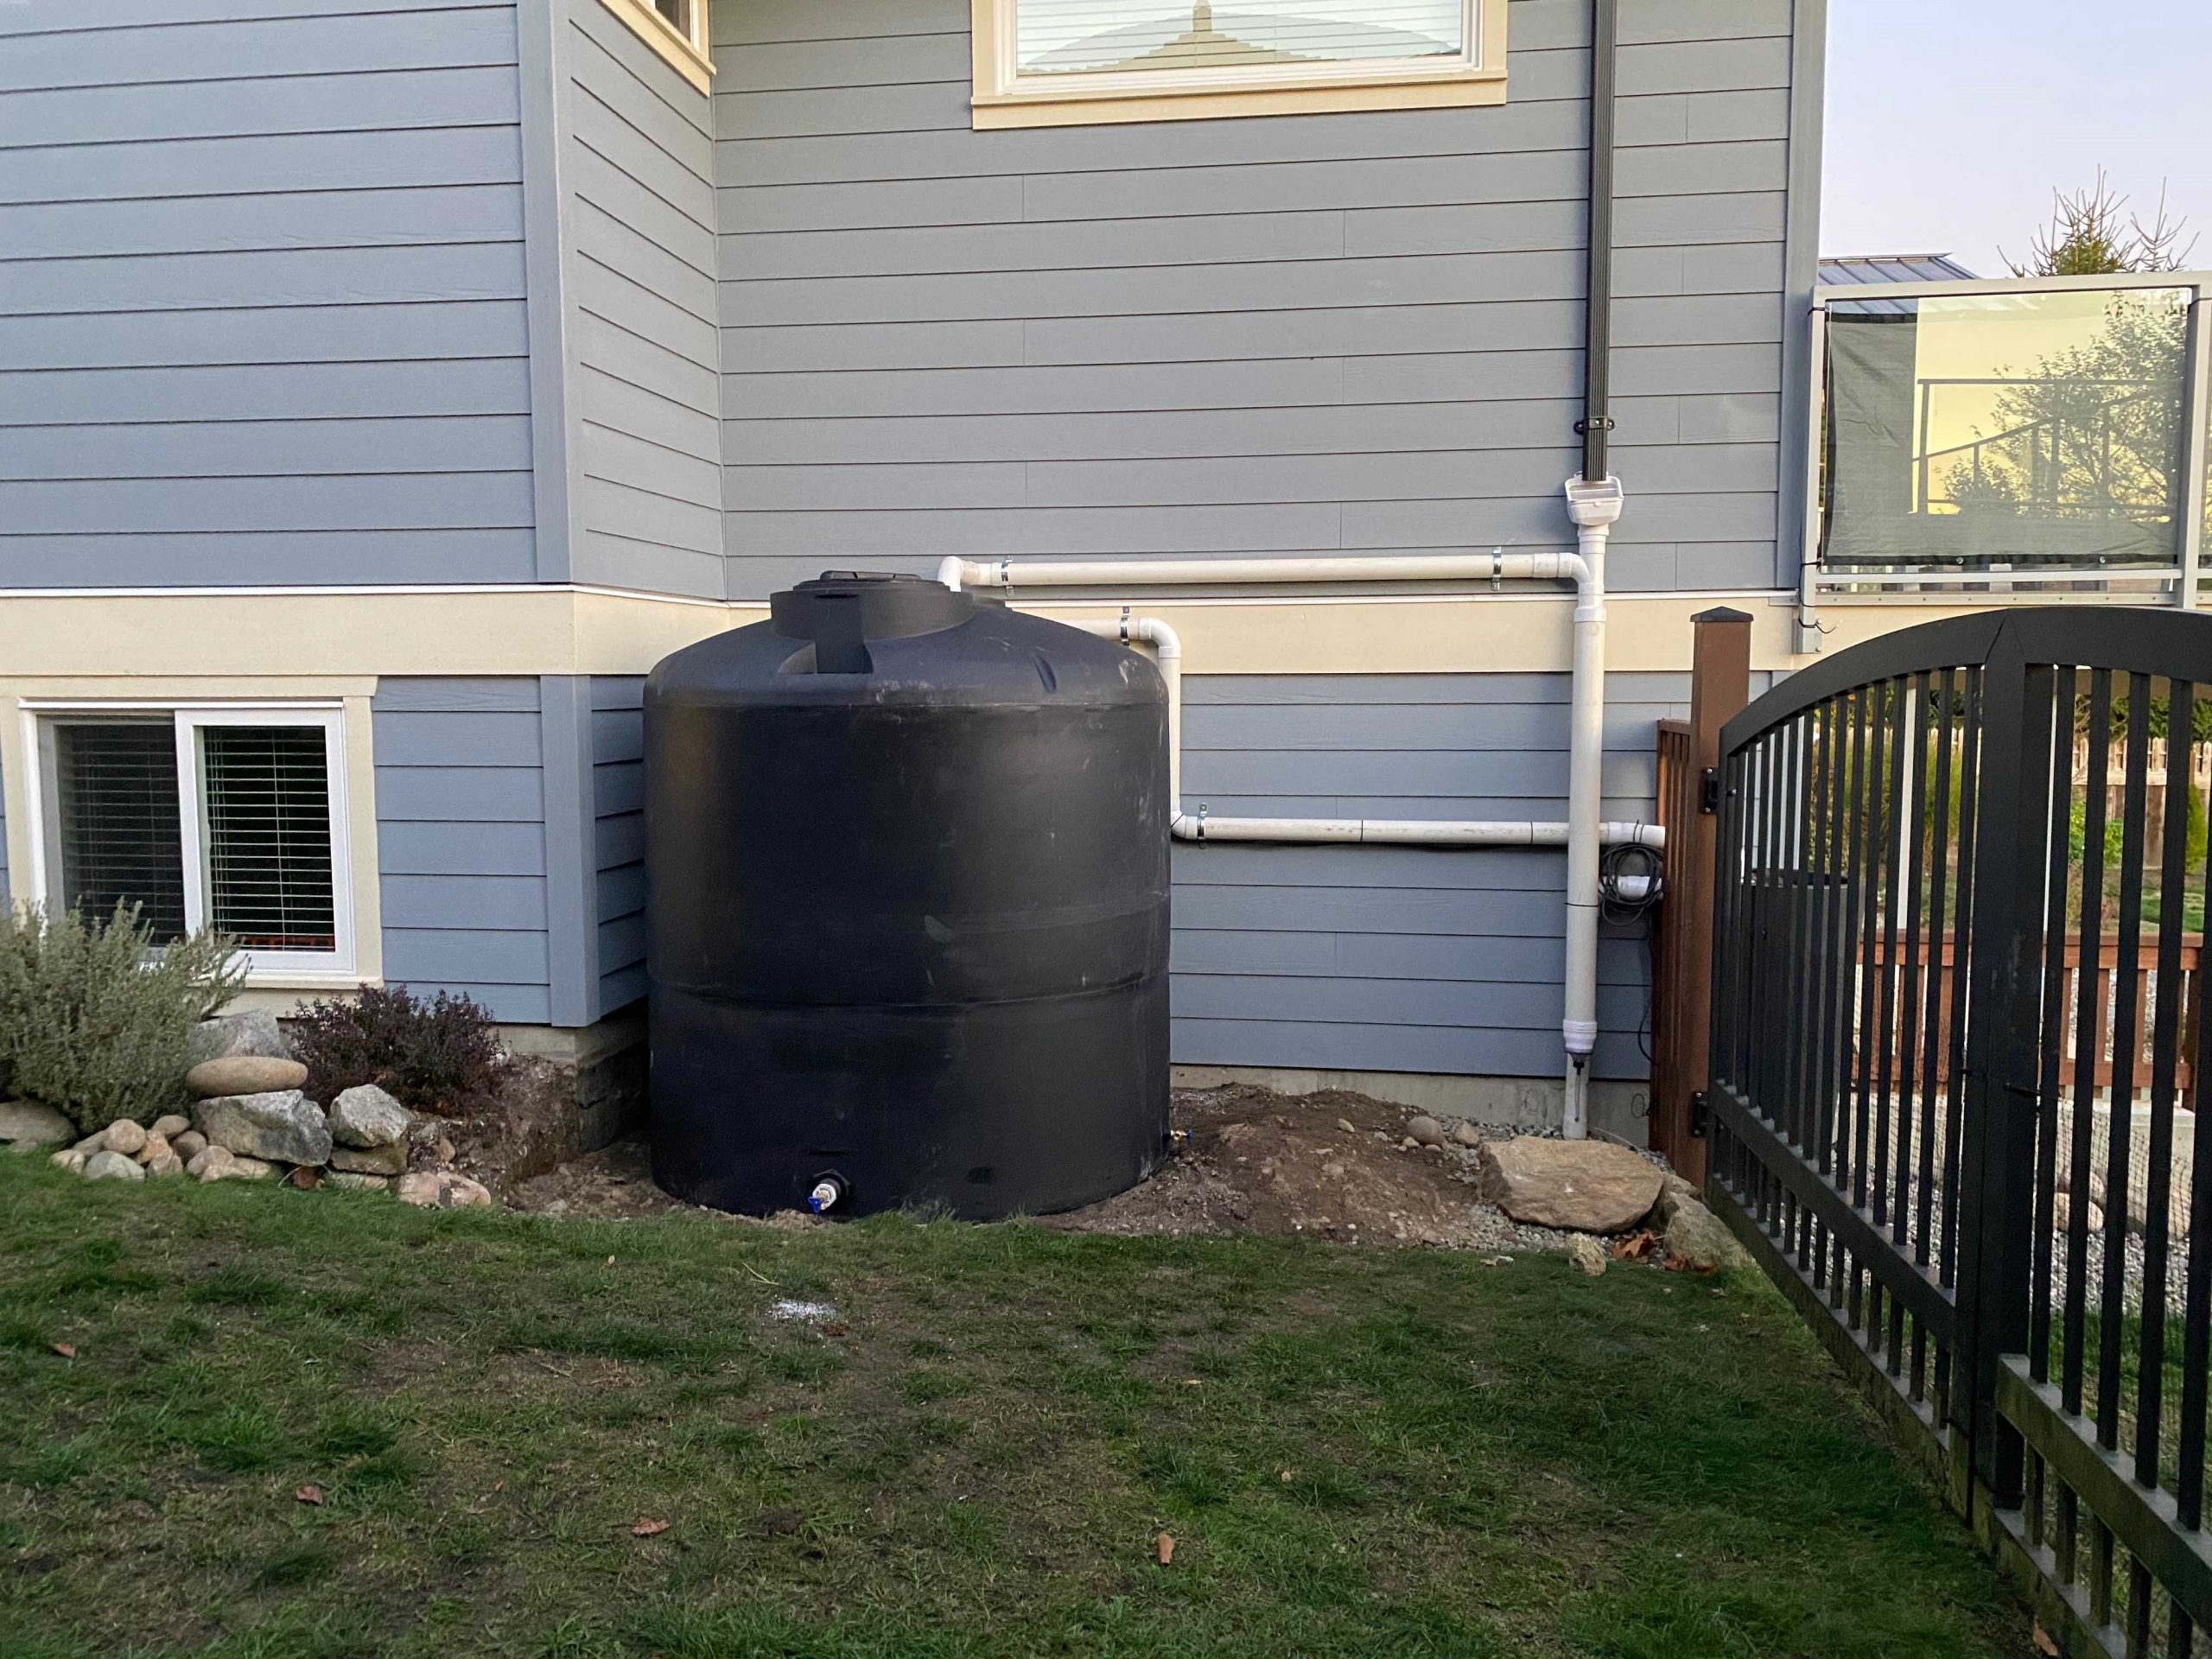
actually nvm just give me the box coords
[289,985,506,1116]
[0,903,245,1132]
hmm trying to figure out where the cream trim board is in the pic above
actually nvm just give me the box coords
[0,583,2063,680]
[970,0,1505,128]
[596,0,714,93]
[5,691,381,991]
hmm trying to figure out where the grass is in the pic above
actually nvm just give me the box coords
[0,1157,2031,1659]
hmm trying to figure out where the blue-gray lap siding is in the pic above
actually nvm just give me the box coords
[0,1,536,587]
[561,0,726,596]
[1173,671,1703,1080]
[372,679,552,1024]
[589,677,649,1016]
[711,0,1801,599]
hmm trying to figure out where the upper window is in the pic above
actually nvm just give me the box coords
[599,0,714,94]
[25,705,355,979]
[972,0,1504,128]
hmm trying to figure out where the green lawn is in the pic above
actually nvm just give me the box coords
[0,1159,2026,1659]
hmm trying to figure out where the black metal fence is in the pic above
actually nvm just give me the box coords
[1705,608,2212,1657]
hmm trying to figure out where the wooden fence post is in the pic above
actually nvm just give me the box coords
[1651,606,1753,1185]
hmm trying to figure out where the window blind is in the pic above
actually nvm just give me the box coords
[201,726,337,953]
[54,721,188,943]
[1015,0,1463,75]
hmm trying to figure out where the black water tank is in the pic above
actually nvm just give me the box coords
[645,571,1172,1220]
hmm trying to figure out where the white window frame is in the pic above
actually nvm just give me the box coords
[971,0,1506,129]
[19,701,357,982]
[598,0,715,94]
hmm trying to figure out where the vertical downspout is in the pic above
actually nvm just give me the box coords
[1579,0,1617,490]
[1560,0,1623,1140]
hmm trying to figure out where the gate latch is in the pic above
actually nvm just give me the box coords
[1689,1090,1711,1139]
[1699,767,1720,814]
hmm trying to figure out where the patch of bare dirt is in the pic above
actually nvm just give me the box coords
[1048,1084,1580,1252]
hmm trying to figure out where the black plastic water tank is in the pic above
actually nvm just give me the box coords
[645,571,1172,1219]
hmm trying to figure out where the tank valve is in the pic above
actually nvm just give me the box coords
[807,1176,846,1215]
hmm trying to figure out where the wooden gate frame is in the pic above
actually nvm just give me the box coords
[1649,607,1751,1185]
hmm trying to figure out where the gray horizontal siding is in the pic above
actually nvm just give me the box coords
[1174,671,1728,1082]
[0,2,536,588]
[714,0,1796,598]
[564,0,725,598]
[590,676,648,1014]
[372,677,550,1024]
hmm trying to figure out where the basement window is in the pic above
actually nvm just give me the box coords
[26,705,354,978]
[598,0,715,93]
[971,0,1505,128]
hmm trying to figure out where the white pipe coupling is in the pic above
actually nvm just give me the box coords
[1560,1019,1599,1058]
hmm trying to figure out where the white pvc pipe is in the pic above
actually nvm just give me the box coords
[1560,476,1625,1140]
[1069,613,1663,854]
[957,504,1632,1141]
[939,550,1590,593]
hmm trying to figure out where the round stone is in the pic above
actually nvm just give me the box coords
[103,1119,147,1157]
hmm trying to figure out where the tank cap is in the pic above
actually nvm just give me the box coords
[771,573,975,671]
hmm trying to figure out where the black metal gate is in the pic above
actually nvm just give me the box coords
[1706,608,2212,1657]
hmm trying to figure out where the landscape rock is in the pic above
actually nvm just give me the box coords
[1451,1122,1484,1148]
[0,1101,76,1151]
[202,1154,274,1184]
[1649,1171,1700,1227]
[186,1056,308,1099]
[103,1118,148,1157]
[146,1152,184,1179]
[327,1172,392,1192]
[2054,1192,2107,1234]
[1567,1235,1609,1276]
[327,1084,411,1149]
[1478,1137,1665,1234]
[84,1149,145,1183]
[1662,1195,1750,1272]
[193,1091,332,1166]
[328,1141,408,1177]
[397,1170,493,1210]
[171,1130,207,1160]
[71,1131,108,1157]
[186,1144,227,1179]
[137,1131,173,1167]
[1405,1115,1446,1147]
[49,1148,88,1174]
[188,1011,296,1066]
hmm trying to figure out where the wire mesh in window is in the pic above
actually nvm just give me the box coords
[1014,0,1465,75]
[54,721,187,944]
[200,726,336,954]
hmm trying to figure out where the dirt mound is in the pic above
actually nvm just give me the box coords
[1050,1084,1578,1252]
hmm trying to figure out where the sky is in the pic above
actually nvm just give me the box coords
[1821,0,2209,276]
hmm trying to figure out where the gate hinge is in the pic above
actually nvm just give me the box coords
[1699,767,1720,814]
[1689,1090,1711,1139]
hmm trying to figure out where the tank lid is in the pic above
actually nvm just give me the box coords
[770,571,975,674]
